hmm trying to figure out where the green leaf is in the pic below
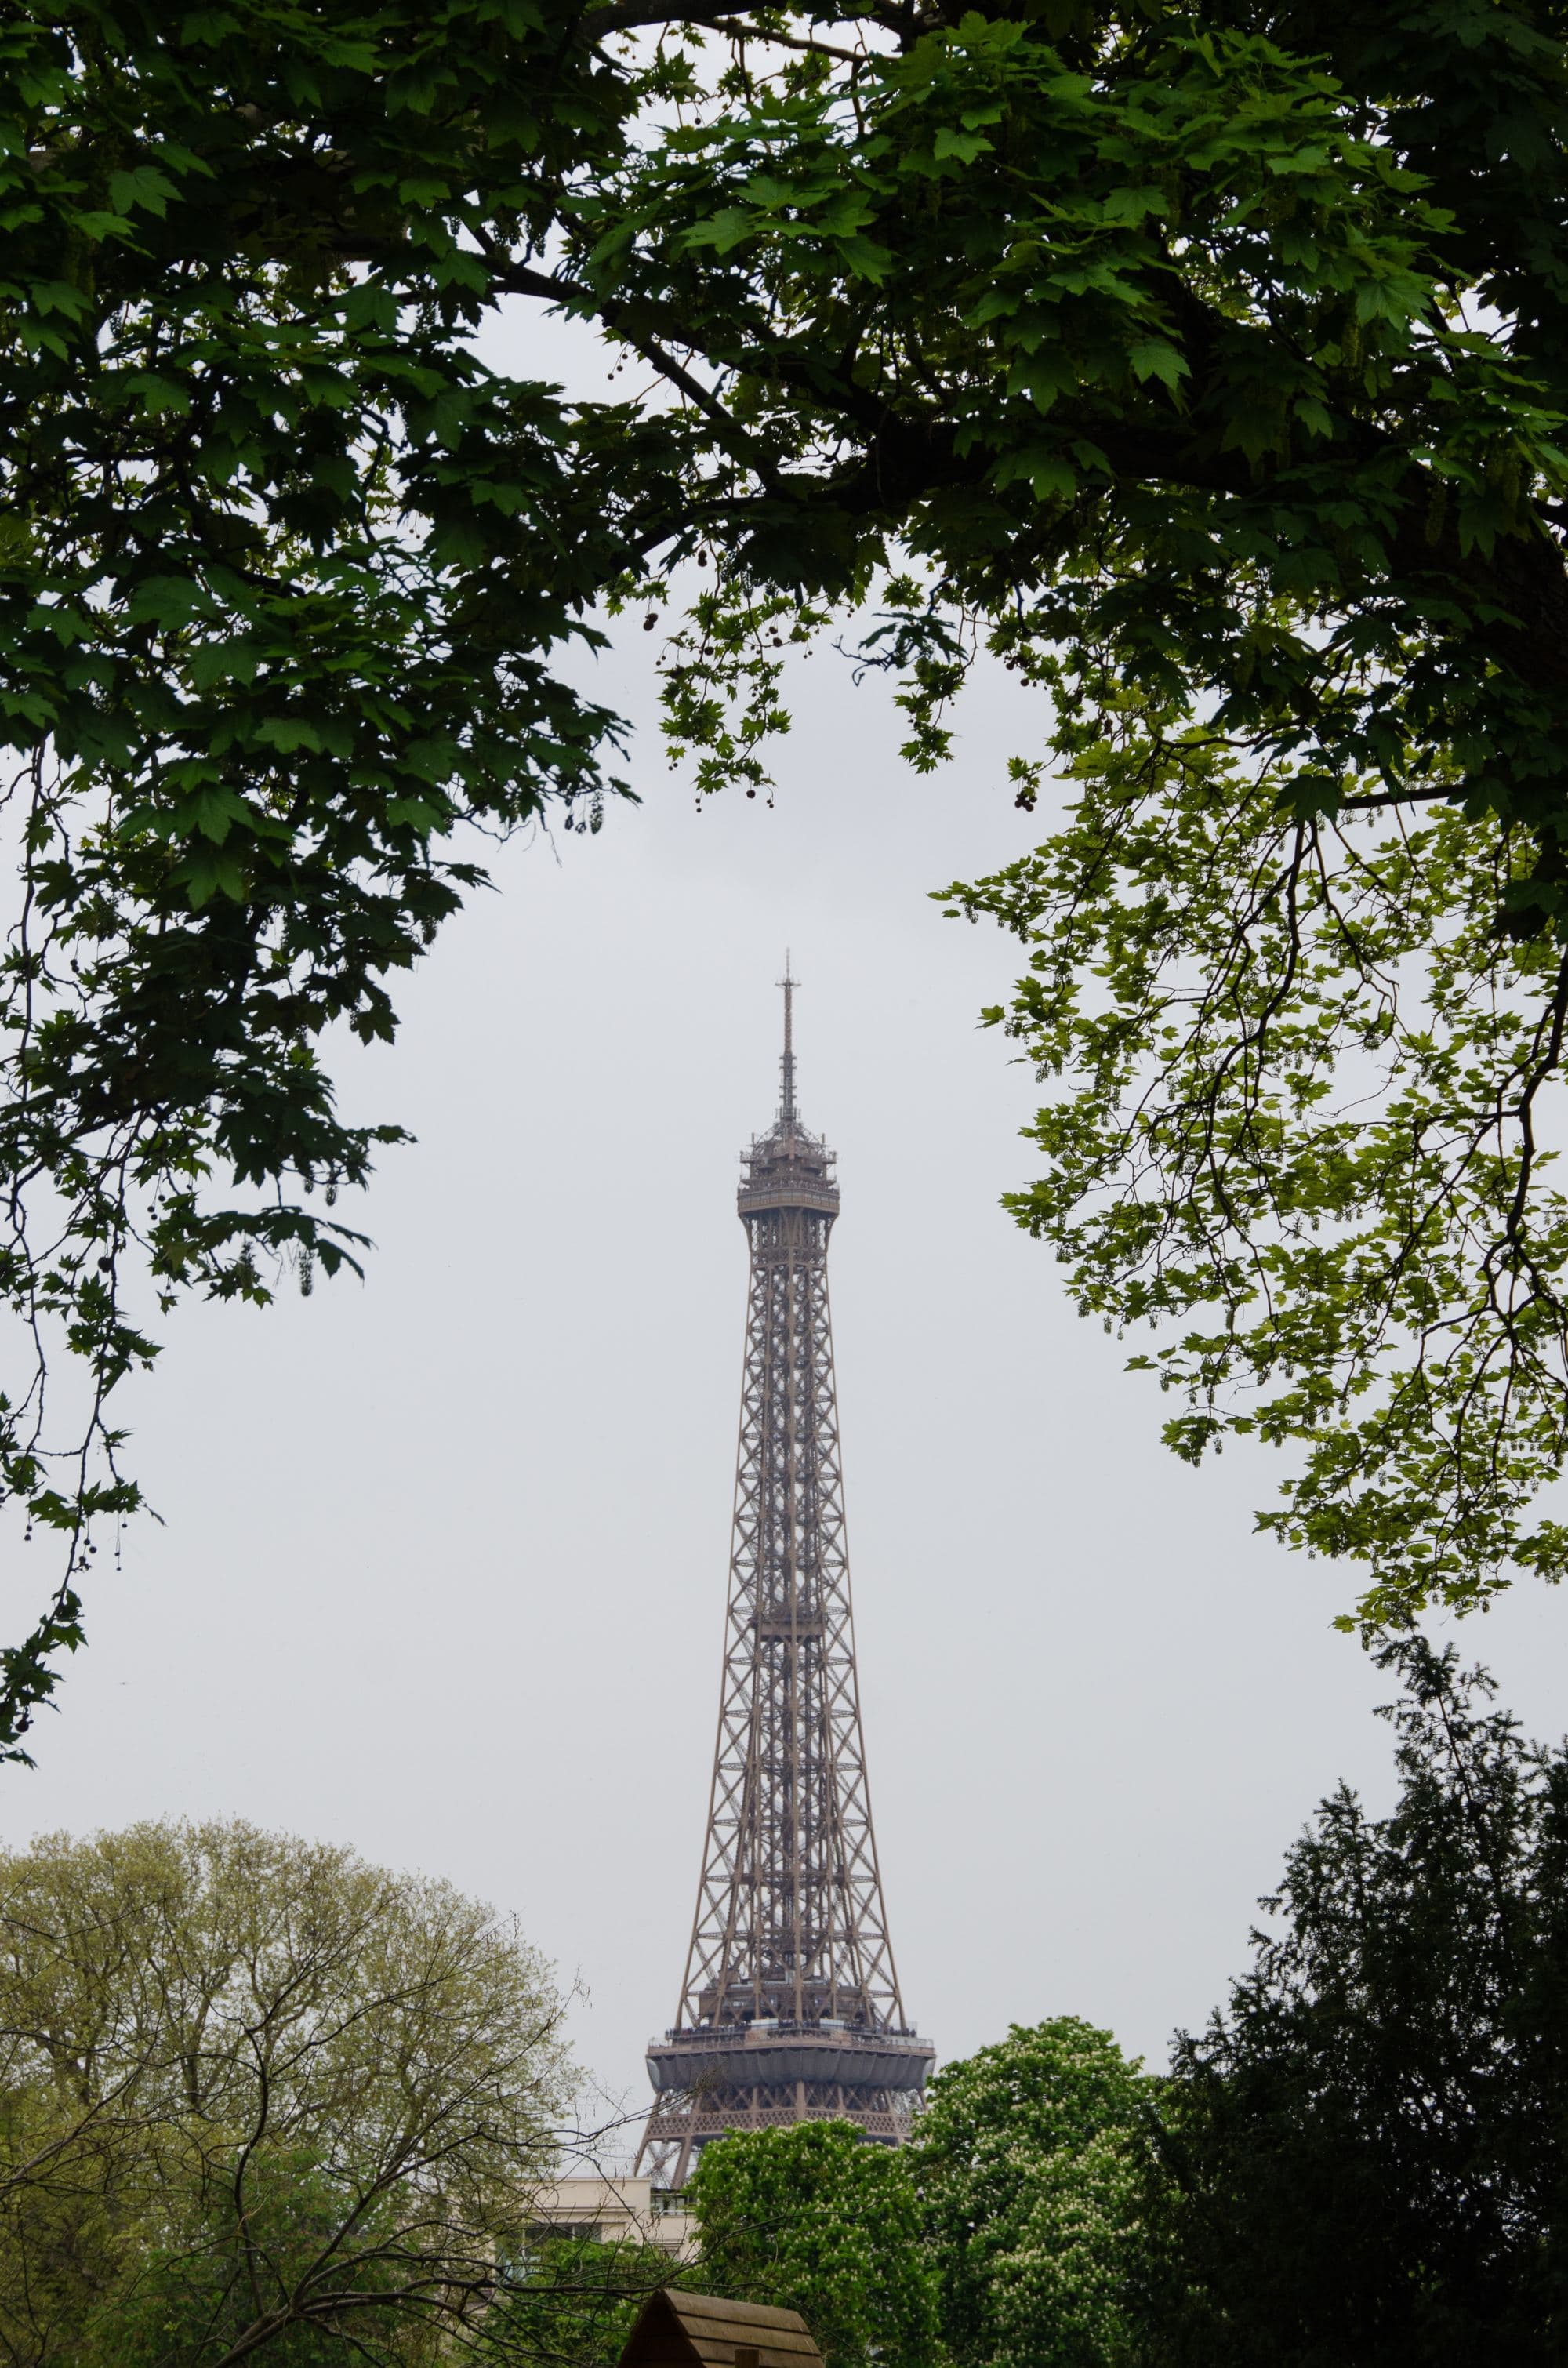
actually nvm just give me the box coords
[172,844,249,905]
[187,641,260,690]
[932,127,993,164]
[107,165,180,219]
[684,209,757,255]
[250,717,326,754]
[1127,339,1189,390]
[125,576,210,627]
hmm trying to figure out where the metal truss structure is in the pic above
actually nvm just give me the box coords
[641,966,933,2187]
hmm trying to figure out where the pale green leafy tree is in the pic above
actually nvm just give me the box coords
[942,726,1568,1632]
[0,1820,572,2366]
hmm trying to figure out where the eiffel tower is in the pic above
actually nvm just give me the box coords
[640,964,934,2185]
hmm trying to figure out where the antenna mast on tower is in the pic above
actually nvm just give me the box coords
[779,951,797,1120]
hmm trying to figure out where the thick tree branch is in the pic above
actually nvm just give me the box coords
[579,0,758,33]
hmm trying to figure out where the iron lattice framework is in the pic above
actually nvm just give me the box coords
[641,968,933,2186]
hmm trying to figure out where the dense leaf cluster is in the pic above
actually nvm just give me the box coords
[684,2035,1154,2368]
[0,0,666,1753]
[916,2021,1156,2368]
[0,1819,572,2364]
[1145,1638,1568,2362]
[691,1654,1568,2366]
[945,769,1568,1626]
[12,0,1568,1743]
[685,2120,941,2368]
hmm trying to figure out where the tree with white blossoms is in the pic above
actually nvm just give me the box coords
[686,2119,940,2368]
[914,2019,1158,2368]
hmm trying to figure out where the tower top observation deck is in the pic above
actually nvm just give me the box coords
[738,957,840,1221]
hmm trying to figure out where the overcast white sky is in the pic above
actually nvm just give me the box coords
[6,307,1568,2163]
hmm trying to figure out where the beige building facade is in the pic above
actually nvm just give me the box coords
[528,2174,696,2261]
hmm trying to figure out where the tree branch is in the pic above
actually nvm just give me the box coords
[579,0,759,34]
[485,256,785,487]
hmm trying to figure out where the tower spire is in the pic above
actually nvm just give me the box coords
[779,953,797,1123]
[638,979,932,2186]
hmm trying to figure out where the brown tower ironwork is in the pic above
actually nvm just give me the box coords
[641,964,934,2185]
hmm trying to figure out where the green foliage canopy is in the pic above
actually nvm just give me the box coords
[477,2235,677,2368]
[1145,1638,1568,2363]
[0,1818,572,2366]
[915,2019,1158,2368]
[9,0,1568,1744]
[685,2120,940,2368]
[0,0,653,1756]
